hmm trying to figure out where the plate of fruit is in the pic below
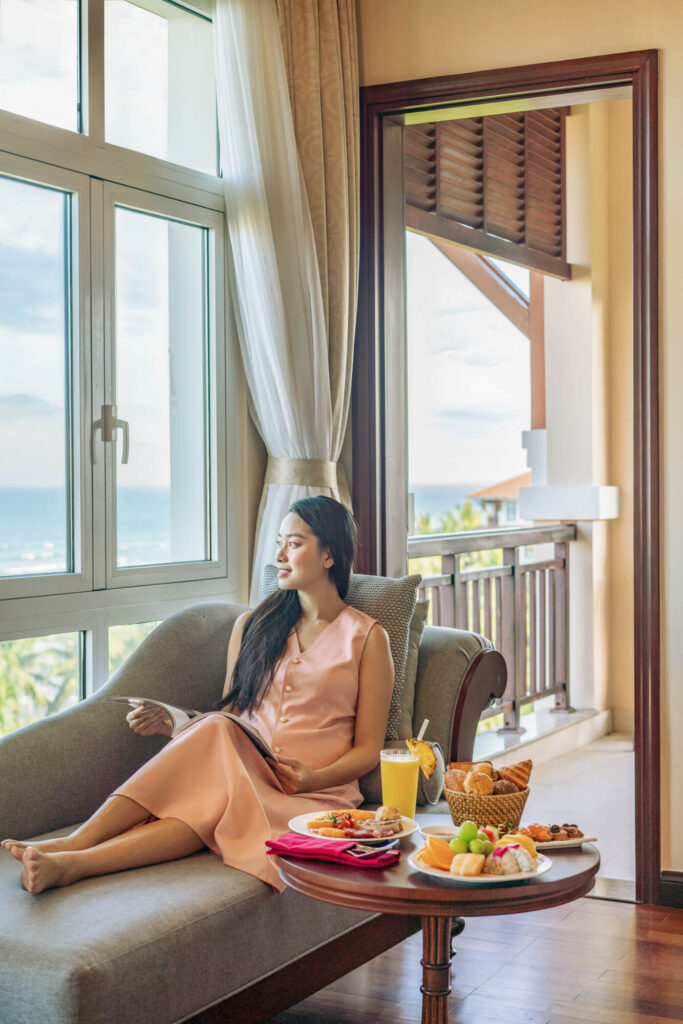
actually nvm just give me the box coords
[409,820,552,883]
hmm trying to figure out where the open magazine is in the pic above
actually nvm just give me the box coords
[106,697,279,762]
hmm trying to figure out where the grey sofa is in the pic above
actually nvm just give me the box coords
[0,601,505,1024]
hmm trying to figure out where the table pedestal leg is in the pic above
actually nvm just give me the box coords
[420,915,453,1024]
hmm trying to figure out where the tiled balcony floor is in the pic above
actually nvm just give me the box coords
[503,732,635,886]
[438,730,634,891]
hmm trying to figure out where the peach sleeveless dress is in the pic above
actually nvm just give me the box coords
[113,605,376,890]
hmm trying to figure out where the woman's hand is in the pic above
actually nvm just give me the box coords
[126,703,173,738]
[270,755,317,795]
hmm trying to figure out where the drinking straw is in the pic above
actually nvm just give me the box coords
[416,719,429,741]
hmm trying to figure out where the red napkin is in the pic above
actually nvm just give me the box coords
[265,833,400,868]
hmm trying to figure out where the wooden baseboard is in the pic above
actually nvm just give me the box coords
[187,913,421,1024]
[659,871,683,908]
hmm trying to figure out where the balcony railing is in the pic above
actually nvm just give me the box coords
[408,523,578,733]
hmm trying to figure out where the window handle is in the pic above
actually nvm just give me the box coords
[91,405,130,464]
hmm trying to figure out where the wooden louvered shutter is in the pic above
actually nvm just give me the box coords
[405,108,570,278]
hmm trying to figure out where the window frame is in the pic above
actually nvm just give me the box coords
[98,179,228,590]
[0,0,246,700]
[0,151,93,600]
[0,0,223,212]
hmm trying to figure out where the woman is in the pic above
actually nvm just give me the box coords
[2,496,394,895]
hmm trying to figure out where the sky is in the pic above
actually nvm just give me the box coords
[0,0,214,489]
[407,232,531,488]
[0,2,531,495]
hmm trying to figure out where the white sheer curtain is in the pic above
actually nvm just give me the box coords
[213,0,349,602]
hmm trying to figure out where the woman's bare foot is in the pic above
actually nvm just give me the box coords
[20,848,77,895]
[2,834,86,857]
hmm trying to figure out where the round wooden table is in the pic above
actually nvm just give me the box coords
[277,821,600,1024]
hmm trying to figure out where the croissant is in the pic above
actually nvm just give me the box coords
[498,758,532,791]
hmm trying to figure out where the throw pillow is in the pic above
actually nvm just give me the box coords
[398,598,430,740]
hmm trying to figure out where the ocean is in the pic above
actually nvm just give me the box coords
[0,487,172,575]
[0,484,484,577]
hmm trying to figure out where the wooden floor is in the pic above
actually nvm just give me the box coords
[267,897,683,1023]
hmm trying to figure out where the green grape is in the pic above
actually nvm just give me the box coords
[458,820,478,843]
[449,837,469,854]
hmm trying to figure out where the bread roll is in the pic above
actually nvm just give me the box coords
[375,805,401,822]
[472,762,495,778]
[463,770,494,795]
[444,768,467,792]
[447,760,492,774]
[493,779,518,795]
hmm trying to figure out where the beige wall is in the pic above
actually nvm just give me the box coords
[358,0,680,871]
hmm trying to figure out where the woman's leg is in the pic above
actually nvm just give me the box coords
[20,816,205,895]
[2,794,151,857]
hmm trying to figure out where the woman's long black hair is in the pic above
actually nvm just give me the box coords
[217,495,357,716]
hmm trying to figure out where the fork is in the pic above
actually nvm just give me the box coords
[347,839,400,857]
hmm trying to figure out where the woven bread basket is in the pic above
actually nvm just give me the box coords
[444,785,530,828]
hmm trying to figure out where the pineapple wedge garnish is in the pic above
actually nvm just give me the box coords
[405,738,437,779]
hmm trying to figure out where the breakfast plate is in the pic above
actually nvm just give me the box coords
[408,850,553,884]
[531,836,597,850]
[288,811,419,843]
[419,824,597,851]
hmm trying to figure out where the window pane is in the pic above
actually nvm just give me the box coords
[0,632,81,736]
[105,0,216,174]
[407,232,531,533]
[114,206,214,568]
[489,257,531,299]
[0,175,77,578]
[108,620,162,676]
[0,0,79,132]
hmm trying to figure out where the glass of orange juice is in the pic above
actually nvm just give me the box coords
[380,748,419,819]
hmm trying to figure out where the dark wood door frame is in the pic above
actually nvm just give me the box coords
[352,51,660,904]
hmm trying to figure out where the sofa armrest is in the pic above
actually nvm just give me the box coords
[412,625,507,762]
[0,601,246,840]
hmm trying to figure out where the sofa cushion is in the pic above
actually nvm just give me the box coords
[0,828,372,1024]
[261,565,420,740]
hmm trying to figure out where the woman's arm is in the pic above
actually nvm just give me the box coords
[221,610,251,701]
[127,612,250,736]
[273,622,394,795]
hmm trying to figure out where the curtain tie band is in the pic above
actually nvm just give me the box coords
[265,456,352,511]
[266,456,339,489]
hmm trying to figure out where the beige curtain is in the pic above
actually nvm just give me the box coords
[213,0,360,601]
[276,0,360,469]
